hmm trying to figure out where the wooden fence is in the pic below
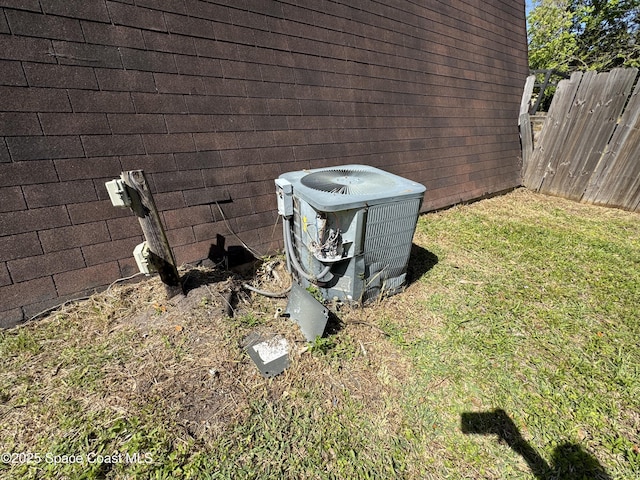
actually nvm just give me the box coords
[521,68,640,212]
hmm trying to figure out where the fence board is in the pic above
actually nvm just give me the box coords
[608,135,640,211]
[581,68,640,201]
[523,71,582,190]
[584,76,640,210]
[579,69,638,202]
[555,69,635,199]
[541,70,599,196]
[519,112,533,167]
[520,75,535,122]
[522,68,640,212]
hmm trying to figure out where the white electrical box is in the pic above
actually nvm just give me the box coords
[133,241,155,275]
[275,178,293,217]
[105,179,132,208]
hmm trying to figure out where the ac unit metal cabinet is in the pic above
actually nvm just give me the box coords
[276,165,426,304]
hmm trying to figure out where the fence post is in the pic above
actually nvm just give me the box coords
[519,112,533,170]
[520,75,536,122]
[121,170,184,299]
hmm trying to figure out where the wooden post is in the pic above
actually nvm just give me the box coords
[121,170,184,299]
[519,112,533,173]
[520,75,536,122]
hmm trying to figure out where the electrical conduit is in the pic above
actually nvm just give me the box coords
[283,217,331,283]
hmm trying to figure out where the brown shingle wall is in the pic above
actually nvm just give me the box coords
[0,0,528,326]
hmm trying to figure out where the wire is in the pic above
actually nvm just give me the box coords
[26,267,291,325]
[214,202,264,259]
[242,283,292,298]
[28,296,92,322]
[27,272,146,322]
[106,272,145,292]
[267,215,283,253]
[284,217,331,282]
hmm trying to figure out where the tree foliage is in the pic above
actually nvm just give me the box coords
[528,0,640,71]
[528,0,578,71]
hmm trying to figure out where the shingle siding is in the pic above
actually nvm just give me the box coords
[0,0,528,325]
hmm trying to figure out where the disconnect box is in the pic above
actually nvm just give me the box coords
[133,241,155,275]
[275,178,293,217]
[105,179,132,208]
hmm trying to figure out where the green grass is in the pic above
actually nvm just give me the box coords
[0,189,638,479]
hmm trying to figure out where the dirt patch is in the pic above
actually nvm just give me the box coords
[94,262,296,438]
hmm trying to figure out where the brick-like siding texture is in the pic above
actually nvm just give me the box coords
[0,0,528,327]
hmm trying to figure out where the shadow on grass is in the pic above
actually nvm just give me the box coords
[406,243,439,285]
[461,409,611,479]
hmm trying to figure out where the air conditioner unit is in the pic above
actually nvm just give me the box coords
[276,165,426,304]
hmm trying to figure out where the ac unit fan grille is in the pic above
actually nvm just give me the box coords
[300,168,395,195]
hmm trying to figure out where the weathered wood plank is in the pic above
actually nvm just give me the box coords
[523,72,582,190]
[520,75,536,122]
[537,71,587,190]
[541,69,599,196]
[579,68,638,200]
[610,140,640,209]
[519,112,533,172]
[584,72,640,208]
[121,170,184,299]
[562,69,636,200]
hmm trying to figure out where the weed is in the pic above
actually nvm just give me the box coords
[309,335,337,355]
[305,285,324,302]
[237,312,263,327]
